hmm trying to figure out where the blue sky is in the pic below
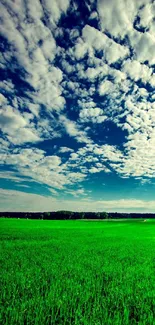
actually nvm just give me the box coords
[0,0,155,212]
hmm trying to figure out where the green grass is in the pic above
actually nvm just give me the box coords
[0,218,155,325]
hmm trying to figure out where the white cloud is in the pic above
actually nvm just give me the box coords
[123,59,153,83]
[66,188,88,197]
[61,60,75,74]
[7,129,40,145]
[0,147,88,190]
[0,80,15,93]
[0,106,26,129]
[89,166,103,173]
[60,116,92,144]
[70,153,79,160]
[0,189,155,212]
[40,155,61,168]
[86,66,106,80]
[149,74,155,88]
[0,138,10,152]
[0,2,66,112]
[0,105,40,144]
[105,41,129,64]
[79,107,107,124]
[27,103,40,117]
[97,0,150,38]
[41,0,70,26]
[59,147,73,153]
[0,172,21,183]
[113,99,155,178]
[82,25,129,64]
[98,80,114,96]
[0,93,7,106]
[74,39,89,60]
[89,11,98,20]
[130,31,155,66]
[82,25,107,50]
[97,0,155,65]
[138,3,154,29]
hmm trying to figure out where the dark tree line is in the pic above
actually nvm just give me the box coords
[0,211,155,220]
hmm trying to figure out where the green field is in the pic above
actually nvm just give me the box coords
[0,218,155,325]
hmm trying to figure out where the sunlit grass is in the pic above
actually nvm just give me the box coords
[0,218,155,324]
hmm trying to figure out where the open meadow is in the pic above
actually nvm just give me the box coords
[0,218,155,325]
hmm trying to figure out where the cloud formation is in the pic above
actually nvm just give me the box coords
[0,0,155,211]
[0,189,155,213]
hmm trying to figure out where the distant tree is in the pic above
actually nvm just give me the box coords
[44,212,50,219]
[57,211,72,220]
[100,212,109,219]
[96,212,101,219]
[78,212,85,219]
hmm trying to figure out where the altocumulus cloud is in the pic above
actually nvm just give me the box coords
[0,0,155,212]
